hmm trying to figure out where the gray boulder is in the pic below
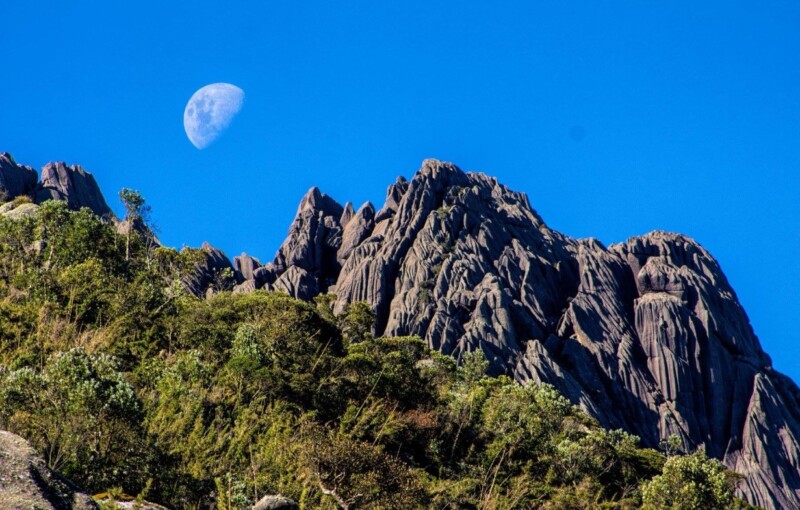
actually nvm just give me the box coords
[0,430,97,509]
[233,279,257,294]
[272,265,318,300]
[234,252,262,283]
[2,202,39,220]
[252,494,298,510]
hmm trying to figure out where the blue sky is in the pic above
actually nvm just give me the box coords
[2,2,798,382]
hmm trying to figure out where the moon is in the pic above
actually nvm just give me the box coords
[183,83,245,149]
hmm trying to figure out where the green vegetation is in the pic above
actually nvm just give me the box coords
[0,199,753,509]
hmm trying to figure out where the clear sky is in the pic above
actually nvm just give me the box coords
[2,2,798,382]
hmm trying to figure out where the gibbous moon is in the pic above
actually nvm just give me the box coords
[183,83,245,149]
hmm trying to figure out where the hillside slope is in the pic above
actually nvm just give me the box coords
[0,153,796,508]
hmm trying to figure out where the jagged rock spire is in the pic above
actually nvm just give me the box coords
[35,162,113,218]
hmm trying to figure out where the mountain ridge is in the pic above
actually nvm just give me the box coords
[217,158,800,509]
[1,154,797,509]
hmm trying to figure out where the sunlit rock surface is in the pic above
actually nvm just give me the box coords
[0,430,97,509]
[36,162,113,218]
[249,159,800,509]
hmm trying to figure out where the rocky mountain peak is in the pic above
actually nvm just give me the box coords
[297,186,344,218]
[0,153,38,202]
[4,151,793,508]
[218,159,799,509]
[36,161,113,218]
[1,154,114,220]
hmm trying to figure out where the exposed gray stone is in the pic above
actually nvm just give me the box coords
[272,265,317,300]
[338,201,375,265]
[268,187,344,295]
[340,201,355,227]
[259,159,799,509]
[253,265,275,287]
[182,242,235,298]
[0,153,38,202]
[234,252,262,283]
[35,161,113,218]
[1,202,39,219]
[253,494,298,510]
[0,430,97,509]
[233,279,257,294]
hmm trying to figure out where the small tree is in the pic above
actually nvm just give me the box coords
[641,451,741,510]
[0,348,144,491]
[119,188,151,261]
[340,301,375,344]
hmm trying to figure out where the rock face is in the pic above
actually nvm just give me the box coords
[250,159,800,509]
[234,253,262,283]
[0,152,38,201]
[5,150,793,507]
[36,161,113,218]
[182,242,236,298]
[0,153,116,219]
[0,430,97,509]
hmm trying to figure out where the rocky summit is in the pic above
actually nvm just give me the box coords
[0,154,112,219]
[2,153,798,508]
[191,159,799,509]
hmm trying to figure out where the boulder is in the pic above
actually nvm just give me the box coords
[3,202,39,219]
[233,279,257,294]
[0,430,97,509]
[252,494,298,510]
[234,252,262,283]
[182,242,235,298]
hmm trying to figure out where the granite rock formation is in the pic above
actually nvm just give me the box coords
[35,162,113,218]
[241,159,799,509]
[0,154,116,222]
[3,151,796,508]
[0,430,97,509]
[182,242,236,298]
[0,153,38,201]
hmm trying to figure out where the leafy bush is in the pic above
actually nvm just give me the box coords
[0,348,148,492]
[641,451,742,510]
